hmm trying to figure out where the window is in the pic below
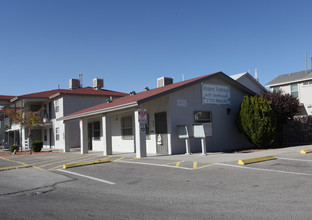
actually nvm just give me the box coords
[291,84,298,98]
[121,116,133,137]
[55,100,59,113]
[44,129,47,142]
[273,86,280,92]
[93,121,101,140]
[194,111,212,123]
[303,81,312,85]
[56,127,60,141]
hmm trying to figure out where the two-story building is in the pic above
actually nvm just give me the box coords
[1,78,127,151]
[266,70,312,115]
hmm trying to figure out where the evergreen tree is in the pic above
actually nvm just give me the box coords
[238,96,277,148]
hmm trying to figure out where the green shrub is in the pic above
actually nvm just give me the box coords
[9,144,19,153]
[32,141,43,152]
[237,96,277,148]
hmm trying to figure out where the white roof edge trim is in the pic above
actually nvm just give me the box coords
[266,77,312,87]
[58,102,138,121]
[49,93,61,99]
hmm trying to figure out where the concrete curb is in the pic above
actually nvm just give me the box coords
[300,149,312,154]
[238,155,276,165]
[63,158,110,169]
[0,165,33,172]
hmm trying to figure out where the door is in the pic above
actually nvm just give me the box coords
[155,112,168,154]
[49,128,53,148]
[88,123,93,150]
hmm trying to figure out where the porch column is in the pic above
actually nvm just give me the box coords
[134,109,147,158]
[102,115,112,156]
[64,121,70,152]
[80,119,88,154]
[13,131,16,145]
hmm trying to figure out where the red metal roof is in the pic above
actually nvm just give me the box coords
[12,87,127,100]
[0,95,15,100]
[63,72,232,120]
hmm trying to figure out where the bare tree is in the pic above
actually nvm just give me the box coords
[5,107,44,151]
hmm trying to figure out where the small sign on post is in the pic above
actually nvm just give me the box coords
[138,109,147,123]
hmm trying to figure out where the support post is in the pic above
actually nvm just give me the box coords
[134,110,147,158]
[80,119,88,154]
[201,138,207,155]
[185,138,191,155]
[102,115,112,155]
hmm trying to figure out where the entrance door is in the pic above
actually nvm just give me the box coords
[49,128,53,148]
[155,112,168,154]
[88,123,93,150]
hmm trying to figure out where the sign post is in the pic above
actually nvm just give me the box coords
[135,109,147,158]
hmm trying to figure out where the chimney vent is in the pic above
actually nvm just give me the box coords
[157,77,173,88]
[255,68,259,82]
[93,78,104,90]
[69,79,80,90]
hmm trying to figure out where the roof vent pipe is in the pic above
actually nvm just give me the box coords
[255,68,259,82]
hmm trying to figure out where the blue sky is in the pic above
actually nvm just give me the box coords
[1,0,312,95]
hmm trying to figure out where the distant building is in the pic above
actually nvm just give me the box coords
[230,72,266,95]
[266,70,312,115]
[0,78,127,150]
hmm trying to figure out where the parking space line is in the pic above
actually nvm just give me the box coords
[193,162,216,170]
[166,160,184,167]
[24,153,84,165]
[37,155,106,168]
[112,157,125,162]
[56,169,115,185]
[0,156,29,166]
[217,163,312,176]
[276,157,312,162]
[117,160,193,170]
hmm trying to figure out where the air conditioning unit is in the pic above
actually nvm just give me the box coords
[93,78,104,90]
[157,77,173,88]
[69,79,80,90]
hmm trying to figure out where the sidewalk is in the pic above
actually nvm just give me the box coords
[140,145,312,164]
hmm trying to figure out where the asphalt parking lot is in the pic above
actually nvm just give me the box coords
[1,145,312,219]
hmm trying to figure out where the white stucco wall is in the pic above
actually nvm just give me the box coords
[168,77,252,153]
[53,95,114,150]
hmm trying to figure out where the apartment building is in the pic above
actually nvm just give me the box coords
[0,78,127,150]
[266,70,312,115]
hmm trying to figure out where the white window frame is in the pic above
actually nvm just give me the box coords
[291,84,299,98]
[56,127,60,141]
[121,116,133,139]
[55,100,59,113]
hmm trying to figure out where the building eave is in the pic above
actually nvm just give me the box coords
[266,77,312,87]
[59,101,138,122]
